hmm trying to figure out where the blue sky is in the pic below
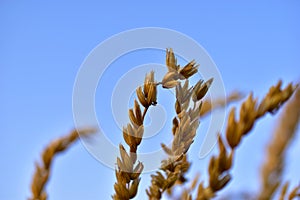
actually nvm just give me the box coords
[1,1,300,199]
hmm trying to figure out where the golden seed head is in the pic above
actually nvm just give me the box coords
[179,60,198,79]
[192,78,213,102]
[166,48,179,72]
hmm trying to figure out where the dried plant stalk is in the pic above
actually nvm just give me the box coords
[29,128,96,200]
[112,71,157,199]
[26,47,300,200]
[258,87,300,200]
[115,48,236,200]
[146,49,212,200]
[194,81,297,200]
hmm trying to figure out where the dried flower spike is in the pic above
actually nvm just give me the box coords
[162,48,198,88]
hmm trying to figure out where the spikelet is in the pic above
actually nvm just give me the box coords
[29,128,96,200]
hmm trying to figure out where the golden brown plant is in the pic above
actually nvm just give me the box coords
[113,49,297,200]
[112,71,157,199]
[29,49,299,200]
[258,87,300,200]
[29,128,96,200]
[194,81,297,200]
[146,49,212,200]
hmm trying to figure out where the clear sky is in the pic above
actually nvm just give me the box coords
[1,1,300,200]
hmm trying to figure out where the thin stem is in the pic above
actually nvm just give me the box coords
[142,106,149,121]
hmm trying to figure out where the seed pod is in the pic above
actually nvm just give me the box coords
[136,87,148,107]
[163,80,179,89]
[134,100,143,125]
[129,178,141,198]
[193,78,213,102]
[166,48,178,71]
[179,60,198,79]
